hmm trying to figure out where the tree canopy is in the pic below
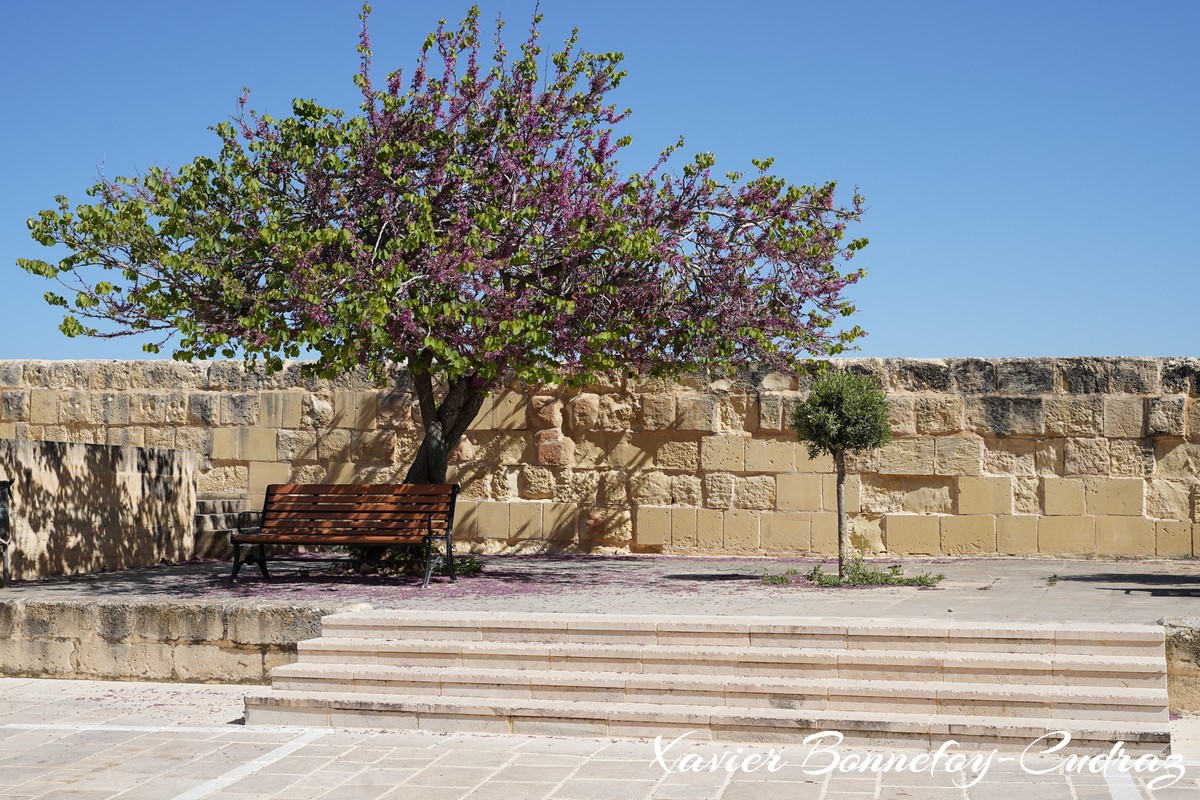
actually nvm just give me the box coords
[19,4,869,482]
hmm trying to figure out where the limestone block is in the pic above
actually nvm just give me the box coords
[884,514,940,555]
[130,361,205,391]
[657,440,699,471]
[1083,477,1144,516]
[1013,476,1039,514]
[476,501,510,540]
[1148,397,1187,437]
[997,516,1039,555]
[950,359,997,393]
[1044,397,1104,437]
[143,427,175,449]
[1156,521,1193,557]
[704,473,735,509]
[995,359,1054,394]
[958,476,1013,514]
[877,438,935,475]
[982,439,1036,476]
[175,427,209,456]
[700,436,745,471]
[723,509,760,550]
[598,471,630,507]
[849,514,885,553]
[447,436,476,464]
[107,427,145,447]
[632,471,672,505]
[671,507,699,547]
[0,390,28,422]
[1157,441,1200,479]
[0,422,16,438]
[302,394,334,428]
[888,360,951,391]
[745,438,796,473]
[670,475,702,506]
[454,500,480,540]
[73,640,174,680]
[803,450,839,473]
[29,388,56,424]
[606,432,654,470]
[377,390,418,430]
[758,394,784,432]
[733,475,776,510]
[173,644,262,683]
[568,394,601,429]
[695,508,723,549]
[248,462,292,501]
[635,506,671,548]
[530,396,564,430]
[719,393,757,434]
[1146,479,1192,520]
[1064,438,1110,476]
[555,470,600,505]
[509,502,543,541]
[915,396,963,434]
[935,436,983,476]
[471,431,532,466]
[56,391,90,424]
[777,473,823,512]
[941,515,996,555]
[1035,439,1064,476]
[761,511,809,551]
[901,478,954,513]
[519,466,556,499]
[964,397,1045,437]
[1096,517,1156,557]
[1038,516,1096,556]
[760,372,800,391]
[493,391,528,430]
[333,390,378,430]
[858,476,904,514]
[641,394,676,431]
[840,475,862,514]
[811,512,838,553]
[1104,397,1145,438]
[536,434,575,467]
[260,392,303,429]
[220,393,261,427]
[598,394,635,430]
[887,396,917,437]
[583,507,632,546]
[676,394,718,432]
[1056,357,1154,394]
[1042,478,1086,516]
[0,362,22,388]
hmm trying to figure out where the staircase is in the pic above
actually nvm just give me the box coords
[244,611,1171,752]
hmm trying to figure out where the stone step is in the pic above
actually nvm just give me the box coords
[269,663,1169,722]
[320,611,1165,657]
[243,690,1171,753]
[295,636,1167,689]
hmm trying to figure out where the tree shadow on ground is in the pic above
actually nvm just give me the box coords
[1050,571,1200,598]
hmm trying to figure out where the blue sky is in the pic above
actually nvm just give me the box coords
[3,0,1197,360]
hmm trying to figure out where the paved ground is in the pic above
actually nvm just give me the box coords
[2,678,1199,800]
[7,554,1200,624]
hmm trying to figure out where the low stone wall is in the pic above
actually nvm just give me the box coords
[0,438,197,581]
[3,357,1200,559]
[0,598,368,684]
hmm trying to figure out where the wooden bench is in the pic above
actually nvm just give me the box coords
[230,483,460,588]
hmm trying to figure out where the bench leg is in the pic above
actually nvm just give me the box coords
[1,543,9,588]
[446,534,456,583]
[230,542,243,582]
[420,538,435,589]
[257,544,270,578]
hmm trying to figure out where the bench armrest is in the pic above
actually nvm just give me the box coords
[236,511,263,536]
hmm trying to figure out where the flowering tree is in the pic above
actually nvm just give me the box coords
[19,5,868,484]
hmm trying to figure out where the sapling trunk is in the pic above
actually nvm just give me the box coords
[835,450,847,580]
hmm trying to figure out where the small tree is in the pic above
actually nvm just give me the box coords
[790,371,891,578]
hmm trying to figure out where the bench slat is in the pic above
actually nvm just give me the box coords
[264,502,450,513]
[260,520,448,531]
[266,484,454,496]
[235,534,428,545]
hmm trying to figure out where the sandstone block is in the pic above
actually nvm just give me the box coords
[1096,517,1155,557]
[700,436,745,472]
[841,474,861,514]
[1157,441,1200,478]
[454,500,480,540]
[1148,397,1187,437]
[670,474,702,506]
[717,393,756,434]
[935,436,982,476]
[1104,397,1145,438]
[632,471,672,505]
[173,644,262,683]
[964,397,1045,437]
[1038,516,1095,556]
[248,462,293,501]
[884,514,940,555]
[886,396,917,437]
[0,362,22,388]
[0,390,28,422]
[982,439,1036,476]
[260,392,303,429]
[568,394,601,429]
[509,502,543,541]
[941,515,996,555]
[671,507,699,547]
[951,359,997,393]
[757,394,785,432]
[958,476,1013,514]
[1156,521,1193,557]
[695,508,723,549]
[997,516,1039,555]
[1017,474,1042,513]
[1084,477,1144,516]
[493,391,527,430]
[598,394,635,430]
[704,473,735,509]
[901,478,954,513]
[634,506,671,548]
[175,427,209,456]
[1042,478,1086,515]
[107,427,145,447]
[606,432,654,470]
[677,394,718,432]
[1064,438,1110,476]
[529,396,564,429]
[641,394,676,430]
[301,394,334,428]
[776,473,822,512]
[745,438,796,473]
[811,512,838,553]
[849,514,884,552]
[1044,397,1104,437]
[915,396,963,434]
[798,450,837,473]
[537,435,575,467]
[858,476,904,514]
[725,508,761,550]
[519,466,556,499]
[1035,439,1064,476]
[598,471,630,507]
[221,393,262,427]
[1146,479,1191,520]
[476,501,510,540]
[888,360,951,391]
[733,475,776,510]
[55,391,89,424]
[143,427,175,449]
[29,388,56,424]
[657,440,699,471]
[877,438,935,475]
[996,359,1054,394]
[760,511,809,551]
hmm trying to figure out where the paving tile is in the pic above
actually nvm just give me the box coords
[549,778,660,800]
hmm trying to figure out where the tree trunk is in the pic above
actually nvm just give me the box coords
[835,450,847,580]
[404,368,494,485]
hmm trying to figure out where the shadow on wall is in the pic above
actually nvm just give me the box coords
[0,439,198,581]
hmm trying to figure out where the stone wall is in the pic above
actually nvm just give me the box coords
[0,438,197,581]
[2,357,1199,559]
